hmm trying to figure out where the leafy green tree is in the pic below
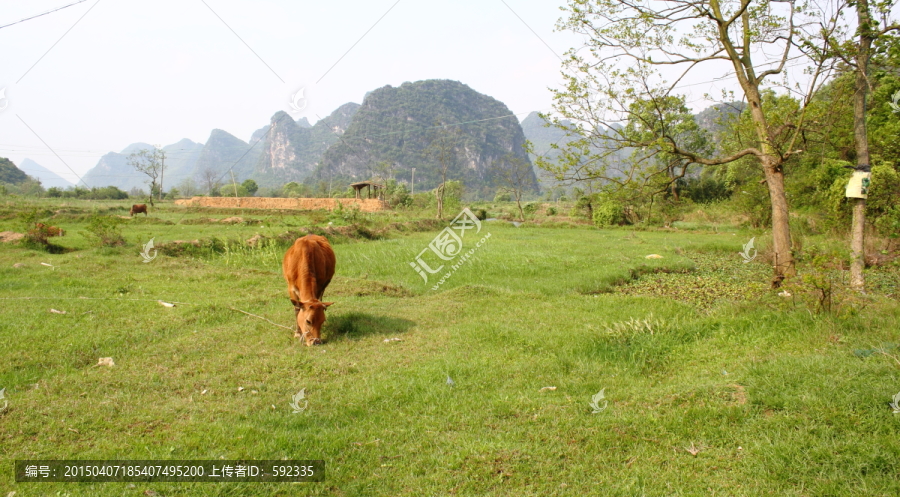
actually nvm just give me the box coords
[426,124,462,219]
[223,185,249,197]
[241,179,259,196]
[542,0,840,285]
[621,96,711,203]
[493,154,536,221]
[128,148,166,206]
[280,181,312,198]
[177,178,199,197]
[820,0,900,290]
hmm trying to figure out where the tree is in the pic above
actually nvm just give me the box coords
[494,154,537,221]
[241,179,259,196]
[282,181,311,198]
[426,124,461,220]
[199,168,221,196]
[371,161,396,185]
[822,0,900,291]
[127,148,166,206]
[176,178,199,197]
[542,0,840,286]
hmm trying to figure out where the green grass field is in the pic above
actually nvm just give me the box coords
[1,199,900,496]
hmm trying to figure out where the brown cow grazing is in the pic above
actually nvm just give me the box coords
[282,234,335,346]
[35,223,64,236]
[130,204,148,216]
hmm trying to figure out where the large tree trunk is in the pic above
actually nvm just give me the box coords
[850,0,873,291]
[763,161,795,285]
[744,86,795,285]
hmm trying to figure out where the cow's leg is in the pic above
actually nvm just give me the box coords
[290,298,303,337]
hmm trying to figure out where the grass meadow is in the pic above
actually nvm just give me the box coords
[1,199,900,496]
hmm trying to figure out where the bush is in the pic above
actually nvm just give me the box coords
[56,185,129,200]
[523,203,538,216]
[84,216,126,247]
[570,195,594,218]
[472,208,487,220]
[732,181,772,228]
[546,206,557,216]
[592,200,627,227]
[328,202,365,225]
[22,223,54,249]
[442,181,464,213]
[680,176,732,203]
[386,180,411,208]
[494,192,512,202]
[222,185,250,197]
[868,163,900,238]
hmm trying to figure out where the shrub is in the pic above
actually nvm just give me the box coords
[84,216,126,247]
[570,195,594,218]
[22,223,54,249]
[546,206,557,216]
[592,200,627,227]
[523,203,538,216]
[386,181,412,208]
[868,163,900,238]
[494,192,512,202]
[472,208,487,220]
[328,202,365,225]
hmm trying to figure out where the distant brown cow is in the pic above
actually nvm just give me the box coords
[282,235,335,346]
[130,204,148,216]
[35,223,64,236]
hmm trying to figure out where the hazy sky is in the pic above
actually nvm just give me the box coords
[0,0,739,184]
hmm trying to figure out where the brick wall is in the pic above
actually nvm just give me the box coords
[173,197,385,212]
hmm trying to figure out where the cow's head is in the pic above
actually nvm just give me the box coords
[292,300,334,346]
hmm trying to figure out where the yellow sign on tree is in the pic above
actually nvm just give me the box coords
[845,171,871,199]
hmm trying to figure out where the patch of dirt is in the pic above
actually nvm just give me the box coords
[246,234,266,247]
[177,217,218,225]
[328,277,412,298]
[728,384,747,406]
[0,231,24,243]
